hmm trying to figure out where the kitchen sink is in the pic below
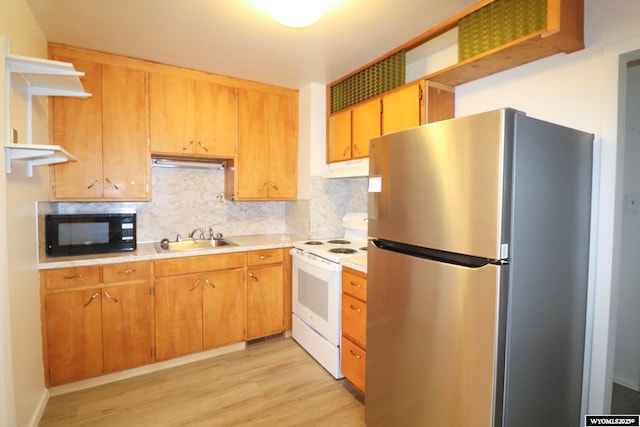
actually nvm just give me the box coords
[154,238,236,252]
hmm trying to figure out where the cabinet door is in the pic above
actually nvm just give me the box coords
[102,282,154,373]
[425,81,455,124]
[155,274,203,360]
[328,109,351,163]
[195,81,237,158]
[149,73,195,155]
[45,289,103,385]
[266,93,298,199]
[203,269,245,349]
[247,264,284,339]
[237,89,270,199]
[51,57,104,199]
[382,83,422,135]
[102,64,149,200]
[351,98,381,159]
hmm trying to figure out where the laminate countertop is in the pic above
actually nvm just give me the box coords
[342,256,367,274]
[38,233,307,270]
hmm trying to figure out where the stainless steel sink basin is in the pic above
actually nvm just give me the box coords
[154,238,236,252]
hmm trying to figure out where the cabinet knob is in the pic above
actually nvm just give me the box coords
[350,349,362,359]
[204,278,215,288]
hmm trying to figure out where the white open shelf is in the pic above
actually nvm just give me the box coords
[4,39,91,176]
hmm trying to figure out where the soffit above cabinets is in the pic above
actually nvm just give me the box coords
[4,39,90,177]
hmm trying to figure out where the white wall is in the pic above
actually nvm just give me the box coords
[452,0,640,415]
[1,0,51,425]
[614,62,640,390]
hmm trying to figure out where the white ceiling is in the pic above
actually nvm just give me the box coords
[25,0,478,90]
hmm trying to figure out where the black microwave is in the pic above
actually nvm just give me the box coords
[45,213,136,257]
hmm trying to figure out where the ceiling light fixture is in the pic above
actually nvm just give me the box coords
[268,0,323,28]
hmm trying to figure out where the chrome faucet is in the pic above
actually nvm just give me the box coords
[189,227,205,240]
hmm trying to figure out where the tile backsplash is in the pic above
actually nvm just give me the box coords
[39,168,368,243]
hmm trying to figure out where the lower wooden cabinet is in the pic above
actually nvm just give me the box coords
[247,249,285,339]
[341,267,367,393]
[154,253,245,361]
[42,262,153,386]
[41,248,291,385]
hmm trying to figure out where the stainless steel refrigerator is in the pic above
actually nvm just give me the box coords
[365,108,593,427]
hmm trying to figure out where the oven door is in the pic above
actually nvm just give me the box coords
[290,249,342,345]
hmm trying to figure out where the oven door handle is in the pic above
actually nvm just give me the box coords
[290,249,342,272]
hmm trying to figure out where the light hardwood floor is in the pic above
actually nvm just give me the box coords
[39,337,365,426]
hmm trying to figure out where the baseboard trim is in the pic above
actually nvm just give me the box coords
[28,388,49,427]
[48,342,246,397]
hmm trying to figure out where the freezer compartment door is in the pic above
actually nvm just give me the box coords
[368,108,513,260]
[365,242,501,427]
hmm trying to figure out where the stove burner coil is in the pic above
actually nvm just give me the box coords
[329,248,358,254]
[328,239,351,244]
[304,241,324,245]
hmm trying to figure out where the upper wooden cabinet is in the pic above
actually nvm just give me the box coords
[149,73,237,159]
[328,97,380,163]
[49,48,150,201]
[327,80,453,164]
[381,82,423,135]
[226,89,298,201]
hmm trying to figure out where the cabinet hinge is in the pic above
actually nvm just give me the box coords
[149,286,155,296]
[146,183,149,194]
[419,86,424,101]
[151,347,156,358]
[51,182,56,194]
[145,75,149,90]
[44,297,47,310]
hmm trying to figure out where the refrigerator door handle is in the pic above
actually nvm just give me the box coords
[371,239,501,268]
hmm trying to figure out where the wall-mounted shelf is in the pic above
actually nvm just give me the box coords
[4,39,90,176]
[6,53,91,97]
[4,143,76,177]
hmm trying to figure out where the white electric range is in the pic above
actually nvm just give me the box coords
[290,212,368,379]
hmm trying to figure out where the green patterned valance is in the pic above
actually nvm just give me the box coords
[330,50,406,113]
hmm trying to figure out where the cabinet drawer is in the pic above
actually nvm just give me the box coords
[43,266,101,290]
[247,248,283,266]
[342,293,367,348]
[102,261,151,283]
[154,252,245,277]
[341,337,366,393]
[342,270,367,301]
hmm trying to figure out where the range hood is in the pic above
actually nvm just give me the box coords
[322,158,369,179]
[152,158,225,170]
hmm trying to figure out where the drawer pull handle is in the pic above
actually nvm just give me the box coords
[259,255,272,260]
[83,292,100,307]
[87,178,100,189]
[182,141,194,151]
[249,272,259,282]
[117,269,136,275]
[104,291,119,303]
[350,281,361,288]
[350,305,362,312]
[189,280,201,292]
[350,349,362,359]
[63,274,83,280]
[198,141,209,153]
[105,178,119,190]
[270,182,279,192]
[259,182,268,192]
[205,278,215,288]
